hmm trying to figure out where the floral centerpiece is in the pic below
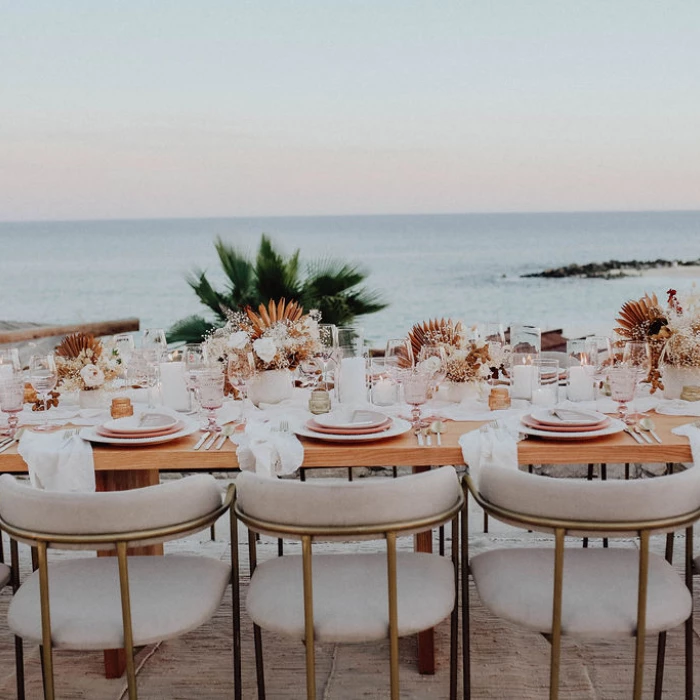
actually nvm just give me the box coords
[54,332,121,394]
[204,298,322,404]
[408,318,500,401]
[615,287,700,396]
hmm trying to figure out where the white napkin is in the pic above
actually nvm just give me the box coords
[232,422,304,478]
[656,400,700,417]
[458,416,523,487]
[18,429,96,492]
[671,422,700,466]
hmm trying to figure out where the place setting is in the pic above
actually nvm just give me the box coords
[294,408,411,443]
[79,410,199,446]
[518,407,624,440]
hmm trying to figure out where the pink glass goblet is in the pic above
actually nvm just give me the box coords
[0,376,24,438]
[608,367,637,425]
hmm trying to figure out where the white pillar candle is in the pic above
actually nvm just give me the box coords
[159,362,190,411]
[568,365,595,402]
[511,364,536,400]
[338,357,367,404]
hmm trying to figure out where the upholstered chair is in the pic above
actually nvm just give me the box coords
[1,530,24,699]
[0,474,239,700]
[463,463,700,700]
[233,466,464,700]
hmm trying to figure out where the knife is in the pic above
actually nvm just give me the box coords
[0,437,18,454]
[192,432,210,450]
[202,432,218,450]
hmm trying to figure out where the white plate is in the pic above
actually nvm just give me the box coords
[295,418,412,443]
[79,419,199,446]
[519,420,625,440]
[530,407,607,427]
[102,412,179,434]
[312,410,390,430]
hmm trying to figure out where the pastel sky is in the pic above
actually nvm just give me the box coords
[2,1,699,221]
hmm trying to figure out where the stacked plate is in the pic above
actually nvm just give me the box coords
[519,408,623,440]
[80,412,199,446]
[295,410,411,443]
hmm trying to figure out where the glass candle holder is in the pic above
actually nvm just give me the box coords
[509,324,541,355]
[531,358,559,407]
[510,352,538,400]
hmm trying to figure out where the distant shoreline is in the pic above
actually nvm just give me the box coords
[522,259,700,280]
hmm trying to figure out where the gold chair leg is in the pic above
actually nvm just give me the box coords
[230,508,242,700]
[116,542,138,700]
[633,531,650,700]
[462,485,470,700]
[549,529,565,700]
[386,532,400,700]
[248,529,266,700]
[449,515,458,700]
[37,543,55,700]
[654,532,675,700]
[10,539,25,700]
[301,536,316,700]
[685,526,693,700]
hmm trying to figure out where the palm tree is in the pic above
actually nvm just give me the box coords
[167,235,387,343]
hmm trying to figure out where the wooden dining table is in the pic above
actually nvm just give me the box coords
[0,411,695,678]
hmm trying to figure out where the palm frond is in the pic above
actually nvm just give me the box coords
[166,315,219,344]
[186,269,230,322]
[255,234,302,301]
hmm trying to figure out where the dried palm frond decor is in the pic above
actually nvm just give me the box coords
[408,318,465,361]
[205,298,321,373]
[54,332,121,392]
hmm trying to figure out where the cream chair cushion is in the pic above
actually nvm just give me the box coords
[471,547,691,638]
[0,474,222,547]
[0,562,9,589]
[9,555,231,649]
[248,552,454,643]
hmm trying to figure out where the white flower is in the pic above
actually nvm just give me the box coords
[418,356,441,375]
[253,337,278,364]
[227,330,250,350]
[79,364,105,388]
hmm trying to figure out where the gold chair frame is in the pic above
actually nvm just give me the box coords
[462,473,699,700]
[232,482,466,700]
[0,530,24,699]
[0,484,240,700]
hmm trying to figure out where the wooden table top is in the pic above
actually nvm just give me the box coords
[0,412,694,474]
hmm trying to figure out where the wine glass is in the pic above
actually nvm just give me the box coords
[622,340,651,419]
[315,324,338,390]
[142,328,168,361]
[416,344,448,398]
[128,348,160,408]
[28,354,58,431]
[112,333,135,385]
[227,350,256,426]
[198,367,225,433]
[0,375,24,438]
[608,367,637,424]
[182,344,206,414]
[399,369,431,433]
[385,338,414,373]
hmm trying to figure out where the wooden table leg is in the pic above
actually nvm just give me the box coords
[96,469,163,678]
[413,466,435,675]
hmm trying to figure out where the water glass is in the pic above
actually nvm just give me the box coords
[385,337,414,369]
[141,328,168,360]
[509,324,541,355]
[531,359,559,407]
[28,354,58,431]
[128,348,160,408]
[198,368,225,433]
[227,350,256,425]
[369,357,399,406]
[315,324,338,390]
[399,369,431,431]
[0,376,24,437]
[608,366,637,424]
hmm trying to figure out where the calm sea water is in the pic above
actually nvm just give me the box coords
[1,211,699,347]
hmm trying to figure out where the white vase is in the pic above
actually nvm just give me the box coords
[661,366,700,400]
[247,369,294,407]
[442,381,482,403]
[79,389,106,409]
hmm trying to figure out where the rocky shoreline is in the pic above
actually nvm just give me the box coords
[522,258,700,279]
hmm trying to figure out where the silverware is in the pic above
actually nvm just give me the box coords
[214,425,234,450]
[0,436,19,454]
[633,425,652,444]
[192,432,210,450]
[414,428,424,446]
[423,428,432,446]
[623,426,643,444]
[639,417,662,443]
[202,432,218,450]
[430,420,444,446]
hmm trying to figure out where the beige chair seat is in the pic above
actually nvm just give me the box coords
[0,562,9,589]
[247,552,454,643]
[9,554,231,649]
[471,547,691,639]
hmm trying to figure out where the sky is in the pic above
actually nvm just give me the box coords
[2,1,700,222]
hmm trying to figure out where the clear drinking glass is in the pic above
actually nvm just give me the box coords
[315,324,338,390]
[28,354,58,431]
[385,337,414,370]
[183,344,206,413]
[532,358,559,407]
[0,376,24,438]
[416,344,447,398]
[141,328,168,360]
[608,367,637,424]
[509,324,541,355]
[112,333,135,386]
[129,348,160,408]
[622,340,651,418]
[198,368,225,433]
[227,350,256,426]
[369,357,399,406]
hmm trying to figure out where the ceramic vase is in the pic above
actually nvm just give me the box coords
[246,369,294,406]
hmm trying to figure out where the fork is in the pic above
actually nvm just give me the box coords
[279,419,290,434]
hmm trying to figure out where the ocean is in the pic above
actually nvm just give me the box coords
[1,210,699,348]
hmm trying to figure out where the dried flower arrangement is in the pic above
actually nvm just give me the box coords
[54,332,121,392]
[204,298,322,374]
[408,318,494,383]
[614,287,700,392]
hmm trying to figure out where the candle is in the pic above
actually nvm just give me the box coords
[159,362,191,411]
[338,357,367,404]
[568,365,595,401]
[511,363,536,400]
[531,385,557,406]
[372,376,396,406]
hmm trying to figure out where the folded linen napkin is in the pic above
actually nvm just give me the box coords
[671,422,700,466]
[232,422,304,478]
[18,429,96,492]
[458,416,523,488]
[656,400,700,417]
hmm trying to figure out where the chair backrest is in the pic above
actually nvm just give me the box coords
[0,474,224,549]
[235,466,463,540]
[475,463,700,535]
